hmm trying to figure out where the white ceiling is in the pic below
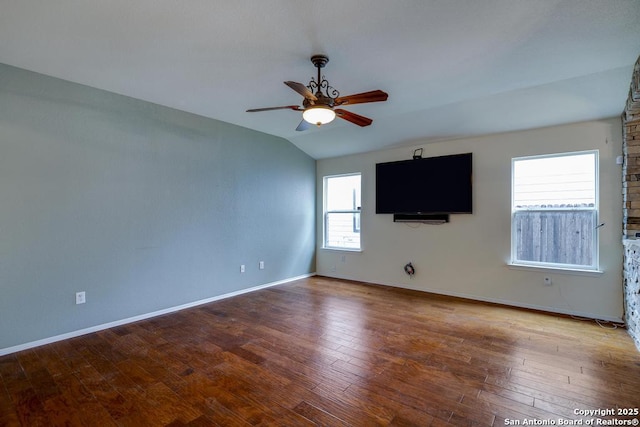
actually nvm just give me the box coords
[0,1,638,159]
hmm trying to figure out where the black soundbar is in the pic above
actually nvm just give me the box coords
[393,213,449,224]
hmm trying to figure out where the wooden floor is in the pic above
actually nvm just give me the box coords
[1,277,639,426]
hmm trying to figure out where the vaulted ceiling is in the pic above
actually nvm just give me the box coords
[1,1,638,159]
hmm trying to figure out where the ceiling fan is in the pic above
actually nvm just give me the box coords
[246,55,388,131]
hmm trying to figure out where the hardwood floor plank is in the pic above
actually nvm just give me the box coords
[293,400,352,426]
[12,387,48,426]
[240,340,322,391]
[469,388,560,421]
[72,363,135,421]
[0,380,21,427]
[294,388,389,426]
[478,382,535,407]
[167,371,250,426]
[1,276,639,426]
[485,374,606,414]
[388,405,436,427]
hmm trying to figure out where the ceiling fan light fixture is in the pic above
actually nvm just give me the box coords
[303,106,336,126]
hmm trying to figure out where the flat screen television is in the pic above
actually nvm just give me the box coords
[375,152,472,214]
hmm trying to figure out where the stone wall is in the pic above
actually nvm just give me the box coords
[622,55,640,351]
[623,240,640,351]
[623,121,640,237]
[623,57,640,237]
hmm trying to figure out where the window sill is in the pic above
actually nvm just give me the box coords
[507,263,603,277]
[321,247,362,253]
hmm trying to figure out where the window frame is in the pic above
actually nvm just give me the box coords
[510,150,599,272]
[323,172,362,251]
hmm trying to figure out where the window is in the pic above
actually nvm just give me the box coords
[324,173,361,250]
[511,151,598,270]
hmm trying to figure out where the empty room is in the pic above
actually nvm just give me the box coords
[1,1,640,426]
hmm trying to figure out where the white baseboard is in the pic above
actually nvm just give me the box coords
[0,273,316,357]
[428,287,624,323]
[326,274,624,324]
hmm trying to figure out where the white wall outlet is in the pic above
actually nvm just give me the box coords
[544,276,552,286]
[240,264,245,273]
[340,255,346,263]
[259,261,265,270]
[76,291,86,304]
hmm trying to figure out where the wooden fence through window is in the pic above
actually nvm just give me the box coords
[514,210,595,266]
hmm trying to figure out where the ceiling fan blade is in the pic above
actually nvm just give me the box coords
[246,105,302,112]
[335,90,388,106]
[295,120,311,132]
[284,81,318,101]
[335,109,373,127]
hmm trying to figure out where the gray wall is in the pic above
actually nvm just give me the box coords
[0,63,316,351]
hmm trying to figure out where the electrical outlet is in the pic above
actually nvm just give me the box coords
[240,264,245,273]
[259,261,264,270]
[544,276,552,286]
[76,291,86,305]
